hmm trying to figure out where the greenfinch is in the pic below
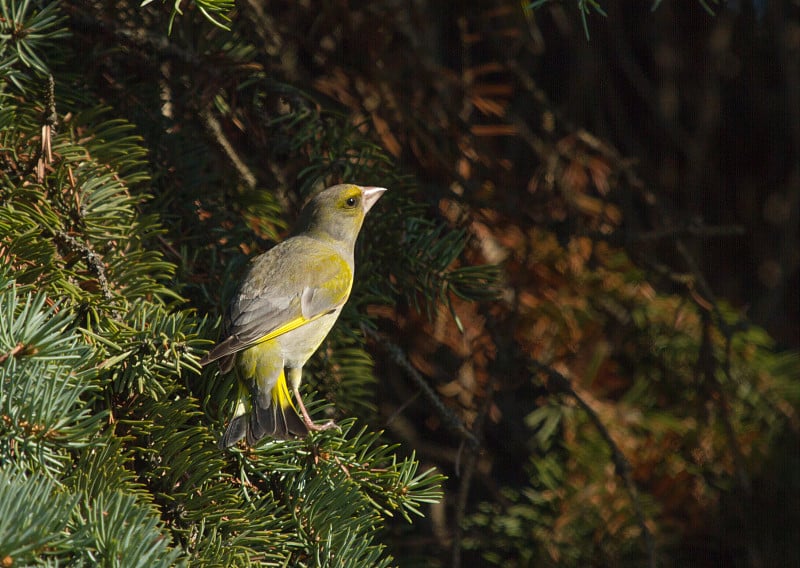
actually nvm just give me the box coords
[201,183,387,447]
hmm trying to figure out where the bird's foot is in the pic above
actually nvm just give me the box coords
[305,419,339,432]
[293,385,339,433]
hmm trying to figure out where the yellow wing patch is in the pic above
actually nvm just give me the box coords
[251,310,330,346]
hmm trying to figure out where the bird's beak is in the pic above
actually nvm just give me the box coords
[362,186,387,214]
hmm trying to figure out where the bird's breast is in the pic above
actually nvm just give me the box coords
[278,307,343,367]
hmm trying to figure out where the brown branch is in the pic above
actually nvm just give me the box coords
[12,74,59,183]
[622,222,745,243]
[199,108,257,190]
[532,360,657,568]
[451,345,496,568]
[450,439,477,568]
[697,311,762,566]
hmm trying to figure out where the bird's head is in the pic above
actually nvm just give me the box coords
[297,184,387,246]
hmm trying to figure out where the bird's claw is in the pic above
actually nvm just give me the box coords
[306,419,339,432]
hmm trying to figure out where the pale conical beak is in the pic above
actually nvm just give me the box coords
[362,186,388,214]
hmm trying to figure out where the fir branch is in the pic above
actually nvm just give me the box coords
[0,0,69,83]
[74,491,184,566]
[396,218,501,325]
[0,276,106,474]
[140,0,235,32]
[229,419,443,566]
[0,470,76,562]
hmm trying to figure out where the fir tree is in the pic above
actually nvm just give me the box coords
[1,2,457,565]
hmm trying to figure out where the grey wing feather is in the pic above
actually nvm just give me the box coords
[200,237,352,367]
[200,294,298,366]
[300,285,341,320]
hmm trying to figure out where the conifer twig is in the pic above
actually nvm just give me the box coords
[16,74,58,182]
[0,342,25,364]
[53,231,112,300]
[37,75,57,183]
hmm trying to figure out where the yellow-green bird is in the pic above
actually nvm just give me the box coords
[200,184,387,447]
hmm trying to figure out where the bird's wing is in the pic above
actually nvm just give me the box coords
[200,240,353,366]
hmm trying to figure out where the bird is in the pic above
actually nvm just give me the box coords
[200,184,387,448]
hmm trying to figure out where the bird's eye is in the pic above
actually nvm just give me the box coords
[346,196,358,207]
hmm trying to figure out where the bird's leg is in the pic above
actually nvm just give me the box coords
[292,385,337,431]
[286,368,337,432]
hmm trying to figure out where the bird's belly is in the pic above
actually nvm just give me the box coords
[279,308,342,367]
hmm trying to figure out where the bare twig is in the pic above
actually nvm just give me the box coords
[199,108,257,190]
[364,327,480,449]
[366,323,492,567]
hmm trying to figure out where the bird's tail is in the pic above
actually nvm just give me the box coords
[218,370,309,448]
[246,399,309,445]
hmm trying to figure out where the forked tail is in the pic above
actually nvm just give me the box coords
[218,392,309,448]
